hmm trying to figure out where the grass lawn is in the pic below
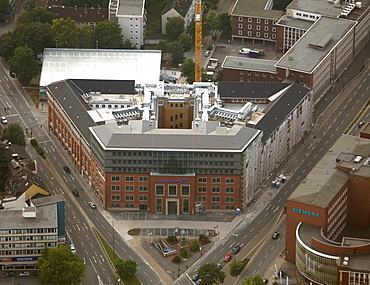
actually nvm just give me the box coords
[145,0,168,34]
[94,228,141,285]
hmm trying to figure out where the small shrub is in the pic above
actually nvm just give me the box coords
[189,241,200,252]
[199,234,210,245]
[180,247,190,258]
[172,256,181,264]
[30,139,38,147]
[230,260,246,277]
[207,45,213,50]
[35,145,46,159]
[166,236,178,244]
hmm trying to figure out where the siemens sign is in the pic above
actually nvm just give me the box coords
[293,208,319,217]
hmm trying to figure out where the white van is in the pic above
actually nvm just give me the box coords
[239,48,250,54]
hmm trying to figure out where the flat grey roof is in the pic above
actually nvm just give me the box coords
[287,0,350,18]
[289,135,370,207]
[90,121,261,152]
[276,15,313,30]
[1,204,57,230]
[222,56,278,73]
[232,0,283,19]
[117,0,144,16]
[276,17,355,73]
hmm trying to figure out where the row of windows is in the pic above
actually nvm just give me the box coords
[295,12,320,20]
[0,242,57,249]
[169,103,184,107]
[109,167,238,174]
[170,114,183,120]
[238,17,277,25]
[0,249,43,256]
[198,187,234,193]
[198,196,235,203]
[111,152,235,158]
[238,30,276,39]
[92,104,132,109]
[0,228,57,235]
[198,177,235,183]
[110,203,236,211]
[238,24,276,32]
[111,185,235,194]
[111,160,235,166]
[0,235,57,242]
[111,176,148,182]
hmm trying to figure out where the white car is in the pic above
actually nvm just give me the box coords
[70,244,76,254]
[205,50,211,56]
[19,271,30,277]
[1,116,7,124]
[88,201,96,209]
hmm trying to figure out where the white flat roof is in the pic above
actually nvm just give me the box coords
[40,48,162,87]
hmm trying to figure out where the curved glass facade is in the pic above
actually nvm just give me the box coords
[296,223,338,285]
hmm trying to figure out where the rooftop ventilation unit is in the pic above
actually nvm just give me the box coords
[354,156,362,163]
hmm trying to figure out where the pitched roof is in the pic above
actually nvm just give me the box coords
[162,0,193,17]
[218,82,291,99]
[47,6,108,23]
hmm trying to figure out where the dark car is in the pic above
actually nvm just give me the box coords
[272,231,280,239]
[63,166,70,173]
[192,272,199,281]
[358,121,365,128]
[5,271,16,277]
[72,189,79,196]
[231,244,241,254]
[263,277,268,283]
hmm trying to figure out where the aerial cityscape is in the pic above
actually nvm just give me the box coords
[0,0,369,284]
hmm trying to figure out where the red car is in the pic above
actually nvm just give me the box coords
[223,254,232,262]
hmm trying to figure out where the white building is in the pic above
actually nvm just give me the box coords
[108,0,147,47]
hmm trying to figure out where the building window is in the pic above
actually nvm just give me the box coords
[125,195,134,201]
[125,176,134,182]
[112,195,120,201]
[226,178,235,184]
[198,177,207,183]
[181,185,190,196]
[238,23,242,29]
[180,113,183,118]
[212,178,221,183]
[211,187,221,193]
[248,24,252,29]
[272,34,276,39]
[198,196,206,202]
[111,176,120,181]
[264,26,269,31]
[212,197,220,203]
[238,30,242,35]
[139,185,148,192]
[248,18,252,22]
[183,199,189,214]
[264,33,268,38]
[239,17,243,21]
[257,18,261,23]
[139,176,148,182]
[156,198,162,213]
[226,187,235,193]
[257,25,260,30]
[139,195,148,201]
[169,185,177,196]
[265,19,269,24]
[226,197,234,203]
[256,32,260,37]
[198,186,207,193]
[247,31,252,36]
[255,71,259,76]
[156,185,164,196]
[139,204,147,210]
[125,185,134,192]
[272,27,276,32]
[111,185,120,191]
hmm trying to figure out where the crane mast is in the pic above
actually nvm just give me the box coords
[194,0,202,82]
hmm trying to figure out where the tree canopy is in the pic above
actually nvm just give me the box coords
[198,263,225,285]
[0,0,11,22]
[92,20,124,49]
[166,17,185,42]
[241,274,266,285]
[1,123,26,147]
[38,245,85,285]
[51,18,82,48]
[180,58,195,84]
[8,46,39,85]
[115,259,137,279]
[16,7,55,25]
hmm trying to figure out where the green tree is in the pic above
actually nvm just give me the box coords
[199,233,210,244]
[92,20,124,49]
[13,22,54,56]
[0,0,11,22]
[24,0,36,11]
[180,58,195,84]
[189,240,200,252]
[198,263,225,285]
[180,247,190,258]
[51,18,81,48]
[172,256,181,264]
[157,40,169,53]
[166,235,178,244]
[241,274,266,285]
[167,40,184,65]
[16,7,55,25]
[218,13,231,35]
[1,124,26,147]
[0,32,17,61]
[123,39,136,49]
[204,10,219,37]
[166,17,185,41]
[115,259,137,279]
[230,260,247,277]
[38,245,85,285]
[8,46,39,85]
[179,33,192,51]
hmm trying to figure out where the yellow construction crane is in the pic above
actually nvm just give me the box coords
[194,0,202,82]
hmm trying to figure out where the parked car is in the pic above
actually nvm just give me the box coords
[217,263,222,269]
[205,50,211,56]
[19,271,30,277]
[1,116,7,124]
[231,244,241,254]
[192,272,199,281]
[5,271,16,277]
[223,254,232,262]
[358,121,365,128]
[263,277,269,283]
[63,166,70,173]
[88,201,96,208]
[72,189,79,196]
[70,244,76,254]
[272,231,280,239]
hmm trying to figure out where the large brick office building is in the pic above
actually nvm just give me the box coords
[286,134,370,285]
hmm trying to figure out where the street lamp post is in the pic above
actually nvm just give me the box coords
[111,219,116,259]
